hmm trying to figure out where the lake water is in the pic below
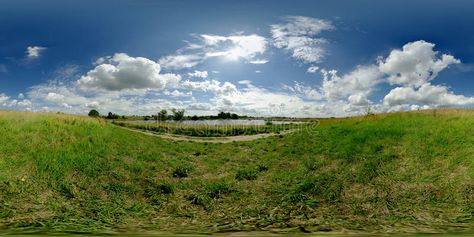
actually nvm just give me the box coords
[126,119,304,126]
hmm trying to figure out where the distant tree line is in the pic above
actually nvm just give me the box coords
[88,109,244,121]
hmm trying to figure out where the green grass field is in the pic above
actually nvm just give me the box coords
[0,109,473,235]
[112,120,304,137]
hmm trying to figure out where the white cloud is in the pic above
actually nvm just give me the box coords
[383,83,474,107]
[45,92,66,103]
[0,93,32,108]
[181,79,238,95]
[238,80,252,85]
[379,40,460,87]
[201,34,267,61]
[164,90,192,97]
[271,16,334,64]
[307,65,319,73]
[348,94,369,106]
[321,65,383,101]
[0,94,10,105]
[187,70,208,78]
[249,59,268,64]
[255,70,262,73]
[159,33,267,70]
[26,46,47,59]
[77,53,181,91]
[158,54,202,70]
[283,82,323,101]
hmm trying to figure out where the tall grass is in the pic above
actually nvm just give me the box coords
[0,109,472,234]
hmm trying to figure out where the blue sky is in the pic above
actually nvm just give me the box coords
[1,0,474,117]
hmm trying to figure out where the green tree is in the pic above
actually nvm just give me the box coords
[158,109,168,121]
[171,109,185,121]
[106,112,120,119]
[88,109,100,117]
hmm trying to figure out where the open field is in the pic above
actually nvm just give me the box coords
[0,109,473,235]
[112,120,308,137]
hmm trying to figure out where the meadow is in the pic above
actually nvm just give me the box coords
[112,120,307,137]
[0,109,472,235]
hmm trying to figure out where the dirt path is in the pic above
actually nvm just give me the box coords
[116,126,296,143]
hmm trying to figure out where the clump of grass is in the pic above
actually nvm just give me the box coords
[256,163,269,172]
[292,171,344,203]
[144,180,175,198]
[236,167,258,181]
[172,164,192,178]
[185,193,209,206]
[205,180,234,199]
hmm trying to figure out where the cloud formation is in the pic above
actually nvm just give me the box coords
[187,70,208,78]
[271,16,333,64]
[159,34,267,70]
[77,53,181,91]
[26,46,47,59]
[379,40,460,87]
[321,65,383,103]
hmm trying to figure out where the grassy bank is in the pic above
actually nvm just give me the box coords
[112,120,303,137]
[0,110,473,234]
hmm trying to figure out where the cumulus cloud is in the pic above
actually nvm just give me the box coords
[379,40,460,87]
[271,16,334,64]
[26,46,47,59]
[0,93,32,108]
[187,70,208,78]
[321,65,383,102]
[384,83,474,107]
[377,40,473,108]
[0,94,9,105]
[77,53,181,91]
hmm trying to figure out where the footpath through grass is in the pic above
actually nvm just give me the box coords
[0,109,472,234]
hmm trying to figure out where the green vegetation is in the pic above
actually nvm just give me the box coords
[217,111,239,119]
[113,120,299,137]
[0,110,473,234]
[171,109,185,121]
[87,109,100,117]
